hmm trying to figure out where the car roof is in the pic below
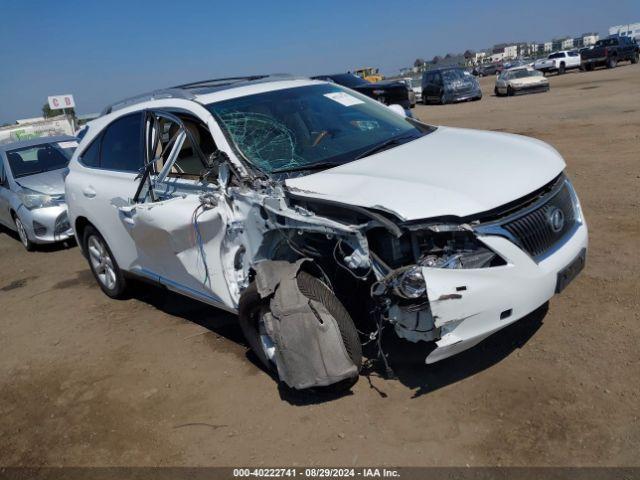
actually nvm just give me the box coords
[0,135,77,152]
[100,74,320,115]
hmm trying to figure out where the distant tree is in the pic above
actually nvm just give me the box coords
[432,55,442,64]
[414,58,426,67]
[42,103,75,119]
[445,53,453,59]
[464,49,475,59]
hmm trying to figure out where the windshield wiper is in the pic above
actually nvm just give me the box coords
[354,134,417,160]
[272,161,342,174]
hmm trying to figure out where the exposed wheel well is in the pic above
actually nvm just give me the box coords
[9,209,17,220]
[74,216,92,255]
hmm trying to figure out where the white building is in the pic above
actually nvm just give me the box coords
[474,51,487,64]
[544,41,553,53]
[582,32,599,46]
[504,44,518,59]
[0,115,74,144]
[609,23,640,41]
[561,37,575,50]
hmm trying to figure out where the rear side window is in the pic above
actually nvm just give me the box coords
[100,113,144,172]
[80,136,101,167]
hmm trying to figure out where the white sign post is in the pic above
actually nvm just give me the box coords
[47,94,76,132]
[47,94,75,110]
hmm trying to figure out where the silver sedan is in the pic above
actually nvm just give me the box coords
[0,135,78,250]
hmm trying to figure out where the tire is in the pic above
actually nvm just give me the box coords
[238,271,362,391]
[507,86,514,97]
[494,86,500,97]
[558,63,566,75]
[13,215,34,251]
[607,56,617,69]
[585,63,594,72]
[632,53,639,64]
[83,225,127,298]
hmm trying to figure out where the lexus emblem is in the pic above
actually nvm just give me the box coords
[547,207,565,233]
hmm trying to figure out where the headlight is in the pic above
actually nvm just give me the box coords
[395,266,426,299]
[18,188,64,210]
[417,228,505,269]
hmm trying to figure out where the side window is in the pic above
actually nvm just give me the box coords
[0,156,5,185]
[79,135,101,168]
[101,113,144,172]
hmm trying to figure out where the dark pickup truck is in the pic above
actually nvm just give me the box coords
[580,36,639,70]
[311,73,412,110]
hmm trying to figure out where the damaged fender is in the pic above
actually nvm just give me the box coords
[253,259,359,390]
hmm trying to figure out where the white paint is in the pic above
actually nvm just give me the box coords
[286,126,565,220]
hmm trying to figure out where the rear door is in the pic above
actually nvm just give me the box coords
[68,112,146,271]
[0,154,12,227]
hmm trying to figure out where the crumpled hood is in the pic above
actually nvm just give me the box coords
[16,169,66,196]
[285,127,565,221]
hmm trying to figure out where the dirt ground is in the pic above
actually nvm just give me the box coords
[1,64,639,467]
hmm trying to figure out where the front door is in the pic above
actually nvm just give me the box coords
[118,110,235,309]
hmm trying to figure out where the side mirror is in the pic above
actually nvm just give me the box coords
[388,104,407,117]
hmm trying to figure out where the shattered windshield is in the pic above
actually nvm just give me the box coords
[207,84,428,174]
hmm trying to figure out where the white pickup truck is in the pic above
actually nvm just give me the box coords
[534,51,581,74]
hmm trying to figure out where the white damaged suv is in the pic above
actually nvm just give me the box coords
[65,75,587,391]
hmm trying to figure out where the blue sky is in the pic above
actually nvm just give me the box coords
[0,0,637,123]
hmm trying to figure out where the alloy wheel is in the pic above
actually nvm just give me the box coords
[87,235,117,291]
[15,218,29,247]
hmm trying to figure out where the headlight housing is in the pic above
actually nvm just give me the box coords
[395,266,426,299]
[416,227,505,269]
[18,188,64,210]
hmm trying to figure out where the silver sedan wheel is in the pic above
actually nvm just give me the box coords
[87,235,117,291]
[15,217,29,247]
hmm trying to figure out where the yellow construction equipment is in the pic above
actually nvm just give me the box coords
[353,67,383,83]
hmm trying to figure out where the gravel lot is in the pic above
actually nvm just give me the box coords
[1,64,639,467]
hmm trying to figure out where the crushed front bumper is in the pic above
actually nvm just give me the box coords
[18,204,74,244]
[421,221,588,363]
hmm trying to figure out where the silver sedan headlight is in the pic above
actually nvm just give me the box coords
[18,188,64,210]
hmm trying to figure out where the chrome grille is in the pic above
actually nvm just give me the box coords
[502,183,576,257]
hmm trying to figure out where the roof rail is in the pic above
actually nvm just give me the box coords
[100,74,303,116]
[100,88,196,116]
[173,75,271,89]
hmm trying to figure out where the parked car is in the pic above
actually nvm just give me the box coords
[66,74,587,392]
[404,77,422,104]
[580,36,639,70]
[0,135,77,250]
[474,63,502,77]
[534,51,581,75]
[421,67,482,104]
[312,73,412,110]
[495,67,550,96]
[397,77,417,108]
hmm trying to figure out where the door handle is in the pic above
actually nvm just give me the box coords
[82,186,96,198]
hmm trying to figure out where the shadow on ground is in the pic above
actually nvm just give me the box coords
[0,224,77,252]
[364,303,548,399]
[125,278,548,403]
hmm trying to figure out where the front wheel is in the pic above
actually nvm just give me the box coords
[607,56,617,69]
[507,86,514,96]
[631,53,639,64]
[84,226,127,298]
[14,216,34,251]
[558,63,566,75]
[238,271,362,392]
